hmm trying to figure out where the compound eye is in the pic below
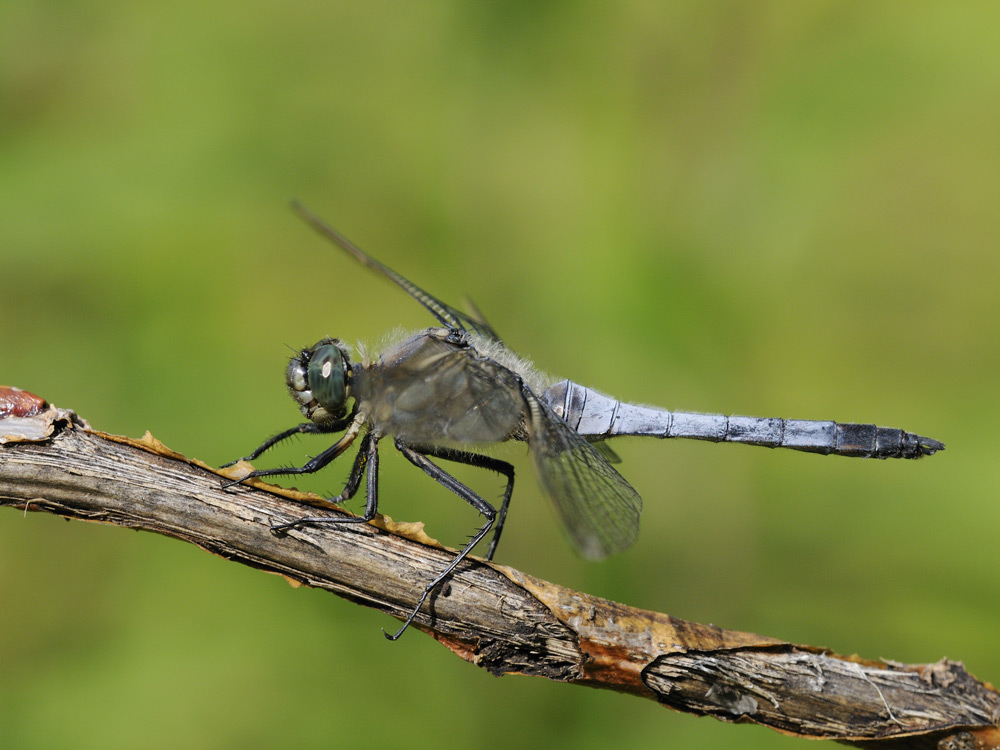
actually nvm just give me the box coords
[307,343,347,413]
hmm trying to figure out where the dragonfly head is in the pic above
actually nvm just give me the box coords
[286,338,352,426]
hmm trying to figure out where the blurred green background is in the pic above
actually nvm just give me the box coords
[2,2,997,748]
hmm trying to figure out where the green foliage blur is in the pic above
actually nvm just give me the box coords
[2,3,998,748]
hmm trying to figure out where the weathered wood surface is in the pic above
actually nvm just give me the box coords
[1,403,997,748]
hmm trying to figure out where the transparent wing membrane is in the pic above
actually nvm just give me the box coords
[291,201,503,343]
[525,394,641,559]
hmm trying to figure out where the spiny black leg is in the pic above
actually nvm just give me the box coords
[271,433,380,535]
[222,439,344,490]
[223,418,362,490]
[404,444,514,561]
[221,418,351,468]
[387,440,496,641]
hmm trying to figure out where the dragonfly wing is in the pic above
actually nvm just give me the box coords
[589,439,622,464]
[292,202,503,344]
[461,296,502,342]
[524,392,642,559]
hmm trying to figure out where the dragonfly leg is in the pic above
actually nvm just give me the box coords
[270,433,379,534]
[403,444,514,562]
[388,439,497,641]
[222,414,363,488]
[220,412,356,468]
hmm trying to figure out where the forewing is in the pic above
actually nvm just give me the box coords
[525,393,642,559]
[292,202,503,344]
[370,333,524,444]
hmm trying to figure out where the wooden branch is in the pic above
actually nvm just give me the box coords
[1,397,998,748]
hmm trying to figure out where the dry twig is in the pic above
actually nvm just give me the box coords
[1,400,997,748]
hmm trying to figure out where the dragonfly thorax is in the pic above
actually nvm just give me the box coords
[286,338,352,426]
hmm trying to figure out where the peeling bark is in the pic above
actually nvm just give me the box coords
[1,404,997,748]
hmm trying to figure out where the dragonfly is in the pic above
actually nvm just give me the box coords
[226,203,944,640]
